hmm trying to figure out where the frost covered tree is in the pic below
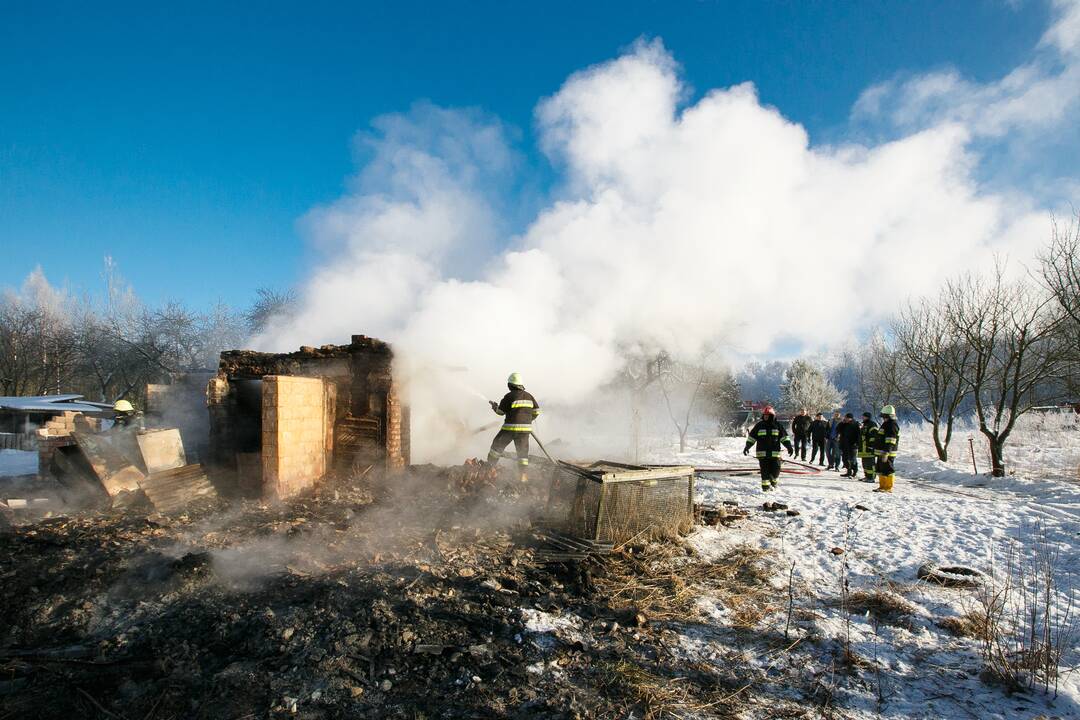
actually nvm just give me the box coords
[943,263,1062,477]
[780,360,844,413]
[1039,213,1080,399]
[888,295,972,461]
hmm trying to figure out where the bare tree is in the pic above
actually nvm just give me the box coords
[943,264,1062,476]
[245,287,297,333]
[656,349,717,453]
[889,295,972,461]
[616,350,664,462]
[1038,213,1080,398]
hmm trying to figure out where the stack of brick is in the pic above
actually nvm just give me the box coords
[35,411,102,479]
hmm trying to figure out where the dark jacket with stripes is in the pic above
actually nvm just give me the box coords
[495,387,540,432]
[858,419,879,458]
[744,418,793,459]
[875,418,900,458]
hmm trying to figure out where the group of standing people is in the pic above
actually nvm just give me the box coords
[747,406,899,493]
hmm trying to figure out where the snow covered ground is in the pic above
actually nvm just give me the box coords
[645,414,1080,719]
[0,449,37,477]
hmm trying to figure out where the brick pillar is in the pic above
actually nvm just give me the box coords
[262,375,329,499]
[206,376,232,470]
[385,381,406,469]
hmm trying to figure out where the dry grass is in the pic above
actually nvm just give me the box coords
[596,659,746,720]
[592,542,778,625]
[836,589,919,627]
[937,610,990,638]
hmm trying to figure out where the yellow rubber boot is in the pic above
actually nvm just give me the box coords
[876,474,893,493]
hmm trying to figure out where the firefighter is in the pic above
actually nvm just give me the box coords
[858,412,879,483]
[112,399,136,429]
[743,405,794,492]
[486,373,541,482]
[790,408,812,461]
[874,405,900,492]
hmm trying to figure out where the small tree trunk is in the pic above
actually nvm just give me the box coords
[932,424,948,462]
[981,429,1006,476]
[989,440,1005,477]
[679,428,687,453]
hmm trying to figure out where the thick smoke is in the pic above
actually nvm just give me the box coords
[255,9,1078,462]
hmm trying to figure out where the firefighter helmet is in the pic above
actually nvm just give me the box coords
[762,405,776,417]
[507,372,524,387]
[113,400,134,413]
[881,404,896,416]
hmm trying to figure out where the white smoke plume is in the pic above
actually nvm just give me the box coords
[255,6,1079,462]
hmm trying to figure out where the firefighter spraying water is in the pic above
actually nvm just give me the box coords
[485,373,542,482]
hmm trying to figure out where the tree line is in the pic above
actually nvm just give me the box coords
[0,259,296,405]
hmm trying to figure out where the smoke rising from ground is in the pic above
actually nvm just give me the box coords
[254,11,1079,462]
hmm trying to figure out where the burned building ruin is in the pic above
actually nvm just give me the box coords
[207,335,410,499]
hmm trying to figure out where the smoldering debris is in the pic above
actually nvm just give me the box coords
[0,463,791,719]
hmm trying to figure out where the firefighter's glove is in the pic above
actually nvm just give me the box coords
[786,447,794,456]
[742,447,749,456]
[489,400,498,412]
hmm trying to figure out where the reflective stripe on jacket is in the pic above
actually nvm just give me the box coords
[745,419,793,459]
[496,387,541,431]
[858,420,879,458]
[875,418,900,458]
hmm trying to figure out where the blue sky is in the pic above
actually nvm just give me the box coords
[0,1,1059,310]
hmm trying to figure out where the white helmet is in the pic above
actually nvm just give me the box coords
[507,372,524,386]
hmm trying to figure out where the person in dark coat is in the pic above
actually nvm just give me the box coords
[826,410,843,470]
[809,412,829,466]
[790,408,812,461]
[836,413,862,478]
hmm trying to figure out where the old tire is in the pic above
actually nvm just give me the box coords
[917,563,985,588]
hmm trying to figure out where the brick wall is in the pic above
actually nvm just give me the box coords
[35,411,102,479]
[261,375,329,499]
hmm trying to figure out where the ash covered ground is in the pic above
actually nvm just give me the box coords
[0,463,810,720]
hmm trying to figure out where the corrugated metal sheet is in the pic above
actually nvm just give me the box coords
[0,395,113,414]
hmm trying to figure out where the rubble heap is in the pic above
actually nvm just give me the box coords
[0,466,802,719]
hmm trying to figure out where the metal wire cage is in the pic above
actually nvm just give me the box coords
[544,461,696,545]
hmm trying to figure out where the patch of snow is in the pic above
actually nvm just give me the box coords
[640,415,1080,718]
[519,608,588,649]
[0,449,37,477]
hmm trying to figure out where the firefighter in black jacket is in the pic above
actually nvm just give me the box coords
[743,405,794,492]
[836,413,862,477]
[790,408,812,461]
[858,412,879,483]
[486,372,541,482]
[809,412,829,466]
[875,405,900,492]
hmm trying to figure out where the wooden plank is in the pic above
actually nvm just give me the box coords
[597,466,695,484]
[72,431,147,496]
[136,429,186,474]
[139,463,217,514]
